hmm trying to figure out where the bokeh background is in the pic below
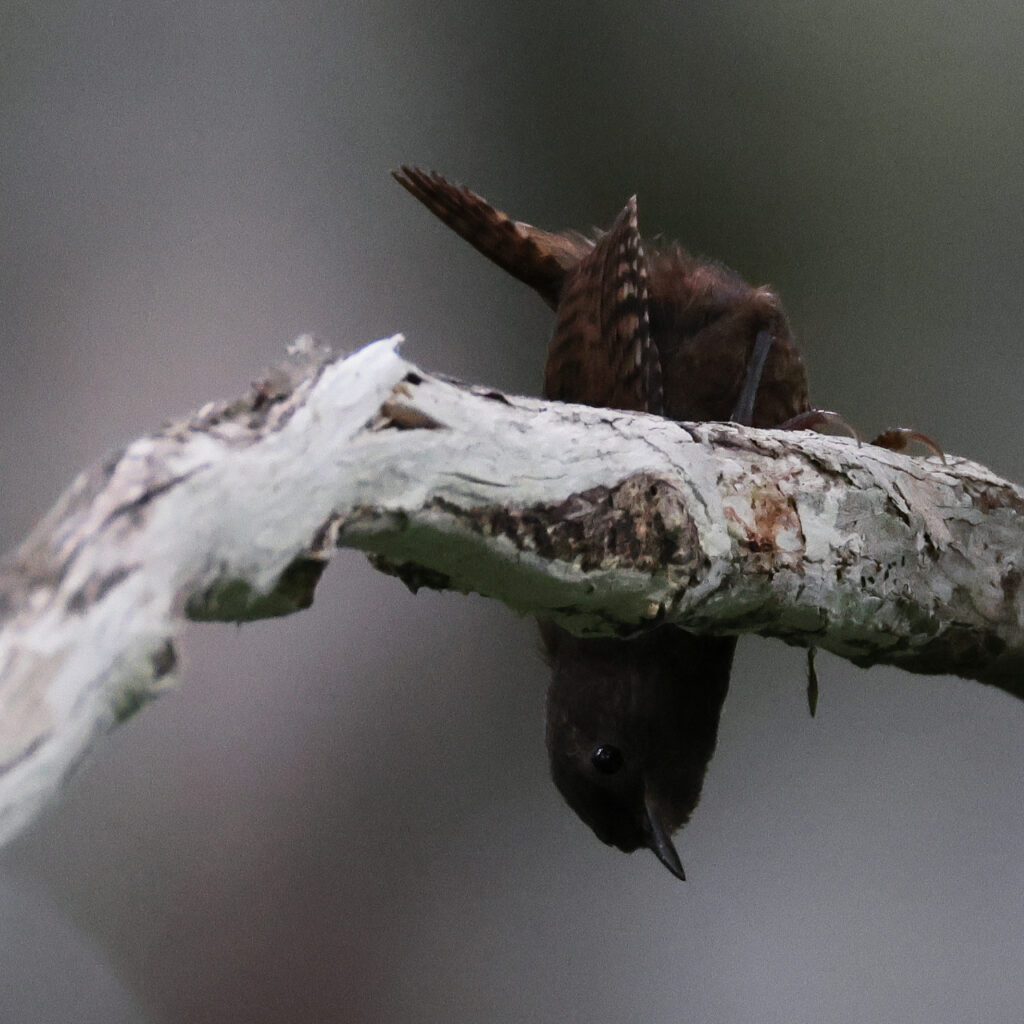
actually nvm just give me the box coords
[2,2,1024,1021]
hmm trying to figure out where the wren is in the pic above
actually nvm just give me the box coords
[394,167,811,879]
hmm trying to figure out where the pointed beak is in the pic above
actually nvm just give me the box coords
[642,791,686,881]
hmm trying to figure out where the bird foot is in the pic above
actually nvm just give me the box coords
[775,414,945,463]
[870,428,946,463]
[776,408,860,441]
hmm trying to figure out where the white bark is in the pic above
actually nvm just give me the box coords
[1,334,1022,846]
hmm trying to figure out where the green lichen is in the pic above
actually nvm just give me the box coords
[185,557,325,622]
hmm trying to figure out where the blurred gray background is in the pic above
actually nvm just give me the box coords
[2,2,1023,1022]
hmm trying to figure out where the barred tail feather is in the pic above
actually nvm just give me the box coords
[393,167,591,309]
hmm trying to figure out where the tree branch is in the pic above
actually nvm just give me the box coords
[1,334,1022,846]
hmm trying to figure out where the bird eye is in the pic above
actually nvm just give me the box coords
[590,745,624,774]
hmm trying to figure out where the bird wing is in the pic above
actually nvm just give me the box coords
[544,196,663,415]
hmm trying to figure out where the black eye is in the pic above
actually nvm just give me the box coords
[590,745,624,774]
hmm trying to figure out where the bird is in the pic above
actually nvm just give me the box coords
[393,166,811,879]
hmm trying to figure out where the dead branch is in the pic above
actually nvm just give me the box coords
[0,334,1021,846]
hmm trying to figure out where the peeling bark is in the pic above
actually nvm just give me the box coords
[0,333,1022,846]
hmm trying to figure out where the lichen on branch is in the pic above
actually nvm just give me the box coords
[0,334,1021,849]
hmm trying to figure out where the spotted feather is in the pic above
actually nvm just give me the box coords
[544,197,664,415]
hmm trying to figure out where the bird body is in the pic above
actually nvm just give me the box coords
[394,167,811,878]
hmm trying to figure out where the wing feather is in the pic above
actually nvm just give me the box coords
[545,197,663,414]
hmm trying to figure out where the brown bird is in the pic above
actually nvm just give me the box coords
[393,167,811,879]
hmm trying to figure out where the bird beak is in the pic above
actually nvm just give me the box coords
[642,791,686,881]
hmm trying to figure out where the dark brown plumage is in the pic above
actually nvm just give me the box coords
[394,167,811,879]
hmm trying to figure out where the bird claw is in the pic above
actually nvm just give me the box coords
[777,408,860,443]
[871,428,946,463]
[775,413,945,464]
